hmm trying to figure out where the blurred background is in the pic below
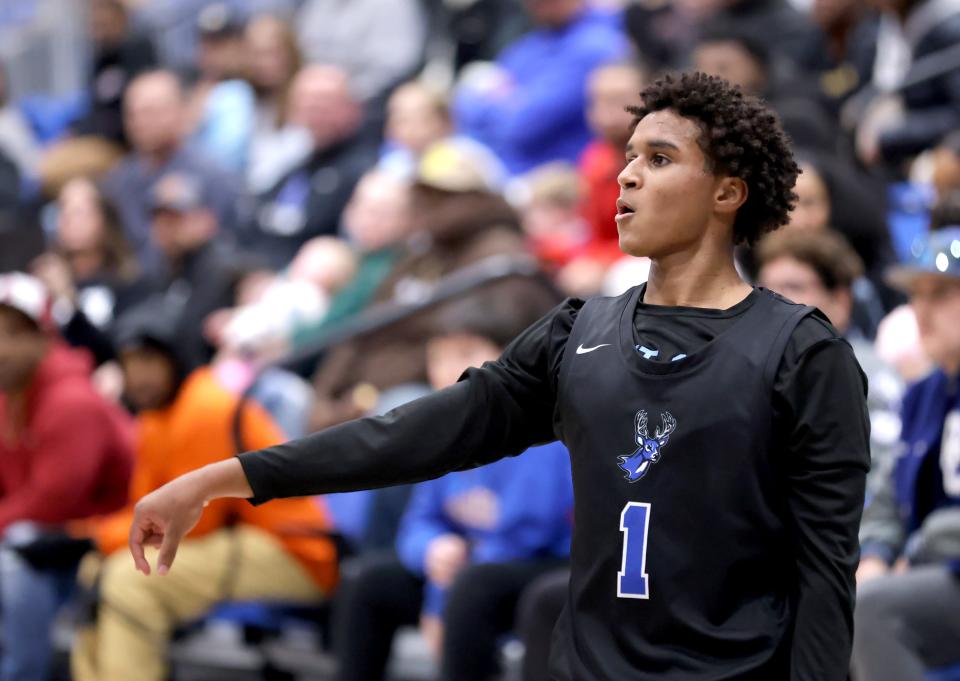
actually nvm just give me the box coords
[0,0,959,680]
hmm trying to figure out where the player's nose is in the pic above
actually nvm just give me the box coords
[617,159,642,190]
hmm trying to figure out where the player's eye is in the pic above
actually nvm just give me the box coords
[651,154,670,167]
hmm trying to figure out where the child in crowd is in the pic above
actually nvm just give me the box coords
[516,162,591,272]
[72,297,336,681]
[380,81,454,179]
[218,236,357,362]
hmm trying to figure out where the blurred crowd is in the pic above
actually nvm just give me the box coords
[0,0,959,680]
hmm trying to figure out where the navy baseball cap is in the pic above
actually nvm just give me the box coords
[886,226,960,291]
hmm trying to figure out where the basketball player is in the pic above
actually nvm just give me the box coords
[129,73,870,680]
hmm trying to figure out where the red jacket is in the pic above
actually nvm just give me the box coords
[0,344,134,531]
[579,139,627,264]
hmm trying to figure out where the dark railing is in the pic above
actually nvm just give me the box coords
[275,253,556,369]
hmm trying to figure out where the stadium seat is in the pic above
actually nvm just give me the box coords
[169,600,332,680]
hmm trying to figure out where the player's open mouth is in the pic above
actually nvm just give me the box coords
[615,198,635,221]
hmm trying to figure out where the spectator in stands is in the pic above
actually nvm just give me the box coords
[692,25,770,97]
[687,0,826,73]
[332,300,572,681]
[308,139,553,431]
[782,151,900,319]
[379,81,454,180]
[559,60,647,297]
[32,177,154,366]
[130,0,299,73]
[808,0,878,112]
[243,13,310,193]
[579,61,645,253]
[437,0,530,71]
[932,131,960,199]
[874,302,932,384]
[0,273,133,681]
[692,23,838,152]
[244,65,379,268]
[296,0,426,103]
[454,0,628,174]
[287,169,414,354]
[517,163,590,273]
[72,0,158,146]
[70,296,337,681]
[856,0,960,166]
[0,151,43,274]
[872,189,959,384]
[0,64,40,182]
[755,229,903,499]
[852,227,960,681]
[102,69,241,269]
[184,4,256,174]
[207,261,322,440]
[147,170,246,370]
[213,236,357,364]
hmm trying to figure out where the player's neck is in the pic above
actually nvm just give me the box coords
[645,248,751,310]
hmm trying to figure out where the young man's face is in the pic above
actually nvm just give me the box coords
[120,346,178,412]
[909,275,960,372]
[616,110,731,259]
[0,307,46,392]
[758,256,851,333]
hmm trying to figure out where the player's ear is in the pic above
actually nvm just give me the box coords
[714,176,748,216]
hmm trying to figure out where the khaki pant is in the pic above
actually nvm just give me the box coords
[71,526,325,681]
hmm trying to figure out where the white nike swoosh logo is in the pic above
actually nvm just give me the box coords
[576,343,611,354]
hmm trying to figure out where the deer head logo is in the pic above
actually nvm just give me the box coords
[617,410,676,482]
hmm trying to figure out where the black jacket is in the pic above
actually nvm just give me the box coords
[879,5,960,160]
[243,134,378,268]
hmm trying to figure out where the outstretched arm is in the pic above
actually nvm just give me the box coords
[129,457,252,575]
[130,298,582,576]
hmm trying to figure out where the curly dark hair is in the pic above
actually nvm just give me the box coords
[627,71,799,246]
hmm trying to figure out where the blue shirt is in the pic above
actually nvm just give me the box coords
[454,8,627,175]
[397,440,573,614]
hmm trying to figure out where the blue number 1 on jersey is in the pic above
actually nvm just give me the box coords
[617,502,651,599]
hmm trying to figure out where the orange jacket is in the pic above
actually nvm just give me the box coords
[93,368,337,593]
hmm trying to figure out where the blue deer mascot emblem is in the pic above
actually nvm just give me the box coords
[618,410,677,482]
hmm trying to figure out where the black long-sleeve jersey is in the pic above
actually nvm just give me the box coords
[240,285,870,681]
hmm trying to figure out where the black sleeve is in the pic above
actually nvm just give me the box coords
[238,298,583,504]
[774,317,871,681]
